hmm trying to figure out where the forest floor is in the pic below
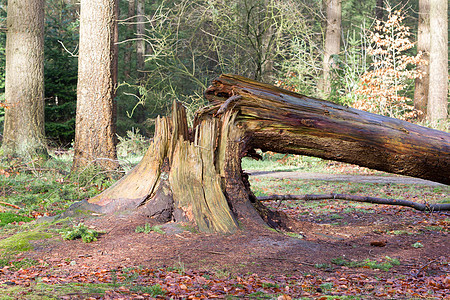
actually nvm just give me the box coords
[0,159,449,299]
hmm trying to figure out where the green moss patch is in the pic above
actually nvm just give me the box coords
[0,231,52,253]
[0,212,33,227]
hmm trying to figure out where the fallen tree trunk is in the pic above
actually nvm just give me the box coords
[81,74,450,233]
[258,194,450,212]
[199,75,450,185]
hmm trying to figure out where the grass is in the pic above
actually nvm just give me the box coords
[242,153,326,173]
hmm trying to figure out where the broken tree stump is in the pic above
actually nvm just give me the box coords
[83,75,450,233]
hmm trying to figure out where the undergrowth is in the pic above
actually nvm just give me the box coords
[59,223,102,243]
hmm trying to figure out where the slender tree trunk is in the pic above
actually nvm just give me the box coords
[427,0,448,124]
[2,0,47,158]
[321,0,341,97]
[259,0,274,83]
[123,0,136,79]
[136,0,145,80]
[414,0,430,119]
[72,0,119,173]
[375,0,384,21]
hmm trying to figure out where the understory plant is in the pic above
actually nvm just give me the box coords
[60,223,100,243]
[353,7,426,120]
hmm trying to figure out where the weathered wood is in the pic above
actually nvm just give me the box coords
[258,194,450,212]
[200,74,450,185]
[81,75,449,234]
[87,102,244,232]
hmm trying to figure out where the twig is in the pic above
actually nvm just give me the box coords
[205,251,227,255]
[414,259,437,277]
[58,40,78,57]
[257,194,450,212]
[0,202,21,209]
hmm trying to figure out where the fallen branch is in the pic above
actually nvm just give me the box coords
[257,194,450,212]
[0,201,21,210]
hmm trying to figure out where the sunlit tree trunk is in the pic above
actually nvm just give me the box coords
[427,0,448,124]
[136,0,145,79]
[2,0,47,158]
[72,0,119,173]
[321,0,341,97]
[414,0,430,119]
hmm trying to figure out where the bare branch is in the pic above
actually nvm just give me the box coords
[257,194,450,212]
[58,40,78,57]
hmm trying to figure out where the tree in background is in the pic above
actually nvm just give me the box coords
[72,0,119,173]
[321,0,342,97]
[136,0,145,80]
[1,0,47,158]
[413,0,430,120]
[123,0,136,79]
[427,0,448,125]
[354,8,426,121]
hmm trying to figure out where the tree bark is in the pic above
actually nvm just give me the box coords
[427,0,448,124]
[82,74,449,234]
[123,0,136,79]
[136,0,145,80]
[321,0,341,97]
[2,0,47,158]
[414,0,430,119]
[72,0,119,173]
[201,75,450,185]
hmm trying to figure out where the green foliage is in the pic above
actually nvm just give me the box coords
[116,129,149,158]
[59,223,100,243]
[331,256,400,271]
[135,224,165,235]
[0,212,33,227]
[412,242,424,248]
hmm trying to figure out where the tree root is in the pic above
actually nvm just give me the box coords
[257,194,450,212]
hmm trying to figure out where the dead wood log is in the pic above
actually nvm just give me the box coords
[257,194,450,212]
[199,74,450,185]
[80,74,449,233]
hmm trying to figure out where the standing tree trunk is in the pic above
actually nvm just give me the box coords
[72,0,119,173]
[427,0,448,124]
[80,75,450,234]
[2,0,47,158]
[414,0,430,119]
[136,0,145,80]
[321,0,341,97]
[375,0,384,22]
[123,0,136,79]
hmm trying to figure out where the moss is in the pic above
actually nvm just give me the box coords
[0,212,33,227]
[0,231,52,253]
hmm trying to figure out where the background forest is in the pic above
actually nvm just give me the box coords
[0,0,448,148]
